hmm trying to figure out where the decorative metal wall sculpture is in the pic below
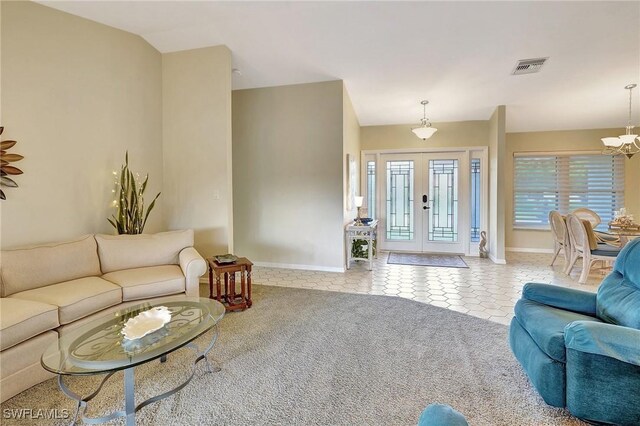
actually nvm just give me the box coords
[0,126,24,200]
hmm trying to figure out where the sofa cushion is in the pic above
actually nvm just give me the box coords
[102,265,185,301]
[597,272,640,329]
[0,298,59,351]
[581,220,598,251]
[95,230,194,274]
[514,299,602,363]
[612,238,640,286]
[0,235,101,297]
[9,277,122,325]
[597,239,640,328]
[591,244,621,257]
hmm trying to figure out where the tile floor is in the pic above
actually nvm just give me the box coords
[251,252,603,325]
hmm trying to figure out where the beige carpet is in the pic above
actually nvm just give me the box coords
[1,285,585,426]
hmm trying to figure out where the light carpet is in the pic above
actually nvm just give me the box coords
[1,285,584,426]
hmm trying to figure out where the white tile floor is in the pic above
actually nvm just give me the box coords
[251,252,603,325]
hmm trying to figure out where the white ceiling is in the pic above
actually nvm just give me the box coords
[40,1,640,132]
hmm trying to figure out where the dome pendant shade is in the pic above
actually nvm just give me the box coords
[412,100,438,140]
[412,126,438,140]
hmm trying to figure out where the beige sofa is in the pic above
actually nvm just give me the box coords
[0,229,207,402]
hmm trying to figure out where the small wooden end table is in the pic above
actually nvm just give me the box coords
[207,257,253,311]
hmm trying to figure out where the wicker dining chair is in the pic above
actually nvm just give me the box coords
[565,213,621,283]
[570,207,621,247]
[549,211,570,268]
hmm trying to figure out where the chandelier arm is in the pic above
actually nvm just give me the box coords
[629,85,633,130]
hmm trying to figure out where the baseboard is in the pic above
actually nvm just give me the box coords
[506,247,554,254]
[252,261,345,273]
[489,254,507,264]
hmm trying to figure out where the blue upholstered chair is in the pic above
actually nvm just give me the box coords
[510,238,640,425]
[418,404,468,426]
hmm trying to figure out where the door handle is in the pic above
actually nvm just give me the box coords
[423,206,429,210]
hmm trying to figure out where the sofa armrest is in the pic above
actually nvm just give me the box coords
[522,283,597,316]
[179,247,207,297]
[565,321,640,366]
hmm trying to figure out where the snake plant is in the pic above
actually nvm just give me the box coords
[108,152,160,234]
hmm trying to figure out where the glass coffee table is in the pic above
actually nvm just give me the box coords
[41,297,225,426]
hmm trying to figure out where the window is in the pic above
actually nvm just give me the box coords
[386,160,414,240]
[470,158,481,242]
[514,154,624,230]
[366,160,376,219]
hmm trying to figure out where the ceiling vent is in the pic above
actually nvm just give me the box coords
[512,57,548,75]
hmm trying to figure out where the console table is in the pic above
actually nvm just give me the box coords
[345,220,378,271]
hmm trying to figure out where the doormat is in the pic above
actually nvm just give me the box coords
[387,252,469,268]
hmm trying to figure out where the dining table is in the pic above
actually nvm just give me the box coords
[603,228,640,245]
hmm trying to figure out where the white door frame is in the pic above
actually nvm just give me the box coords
[361,146,489,256]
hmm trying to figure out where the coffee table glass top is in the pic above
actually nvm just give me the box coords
[42,297,225,375]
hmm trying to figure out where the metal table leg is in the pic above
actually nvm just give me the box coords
[57,325,220,425]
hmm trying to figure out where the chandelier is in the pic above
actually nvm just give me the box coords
[602,84,639,159]
[411,100,438,140]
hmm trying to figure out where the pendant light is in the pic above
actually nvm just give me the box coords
[411,100,438,140]
[602,84,639,159]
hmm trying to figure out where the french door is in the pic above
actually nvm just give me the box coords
[380,152,468,254]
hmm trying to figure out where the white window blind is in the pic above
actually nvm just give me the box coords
[514,154,625,230]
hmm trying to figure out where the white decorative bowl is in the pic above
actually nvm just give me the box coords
[121,306,172,341]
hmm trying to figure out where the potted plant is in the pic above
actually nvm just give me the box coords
[108,152,160,234]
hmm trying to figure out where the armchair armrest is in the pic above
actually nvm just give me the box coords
[179,247,207,297]
[565,321,640,366]
[522,283,597,316]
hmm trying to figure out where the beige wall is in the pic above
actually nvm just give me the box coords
[506,128,640,251]
[343,85,361,226]
[162,46,233,257]
[489,106,507,262]
[232,81,345,270]
[1,1,163,248]
[361,121,490,151]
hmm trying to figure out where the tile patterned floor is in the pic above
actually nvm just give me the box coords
[250,252,603,325]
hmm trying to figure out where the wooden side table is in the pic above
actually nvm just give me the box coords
[207,257,253,311]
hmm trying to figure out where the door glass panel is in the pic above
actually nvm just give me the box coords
[428,159,458,242]
[367,161,376,219]
[386,161,414,240]
[470,158,481,242]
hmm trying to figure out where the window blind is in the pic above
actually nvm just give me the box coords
[514,154,624,230]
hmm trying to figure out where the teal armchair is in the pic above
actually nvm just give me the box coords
[510,238,640,425]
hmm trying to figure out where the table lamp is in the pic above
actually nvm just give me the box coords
[355,196,364,225]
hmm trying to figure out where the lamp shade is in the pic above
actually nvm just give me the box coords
[620,134,638,145]
[412,126,438,140]
[602,137,624,147]
[354,196,364,207]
